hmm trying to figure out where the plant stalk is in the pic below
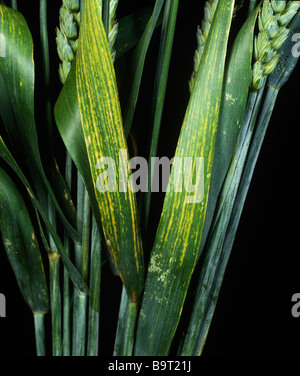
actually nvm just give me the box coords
[213,87,280,309]
[72,294,88,356]
[114,286,138,356]
[123,302,138,356]
[41,3,60,355]
[10,0,17,10]
[194,86,278,356]
[49,252,62,356]
[181,87,265,356]
[63,152,73,356]
[33,313,46,356]
[72,183,90,356]
[87,216,102,356]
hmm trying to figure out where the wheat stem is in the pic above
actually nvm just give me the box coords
[33,313,46,356]
[72,173,86,356]
[62,152,73,356]
[181,84,266,356]
[114,287,138,356]
[49,252,62,356]
[10,0,17,10]
[87,217,102,356]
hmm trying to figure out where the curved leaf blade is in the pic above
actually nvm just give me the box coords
[76,0,144,302]
[134,0,235,355]
[0,4,79,242]
[115,5,154,59]
[123,0,165,136]
[0,168,49,314]
[54,63,99,228]
[198,4,260,261]
[54,57,119,278]
[0,136,88,295]
[181,6,260,355]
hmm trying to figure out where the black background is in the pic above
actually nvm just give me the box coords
[0,0,300,356]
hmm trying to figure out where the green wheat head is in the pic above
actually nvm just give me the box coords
[252,0,300,90]
[56,0,119,84]
[189,0,219,93]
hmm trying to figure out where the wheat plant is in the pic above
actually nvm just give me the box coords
[0,0,299,356]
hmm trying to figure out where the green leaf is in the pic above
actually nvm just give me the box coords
[123,0,165,136]
[186,7,300,358]
[180,86,263,357]
[0,168,49,314]
[0,136,88,295]
[141,0,179,233]
[180,9,261,354]
[76,0,144,303]
[0,3,79,242]
[134,0,235,355]
[54,56,119,278]
[54,63,100,232]
[194,14,300,355]
[197,4,260,261]
[115,5,154,59]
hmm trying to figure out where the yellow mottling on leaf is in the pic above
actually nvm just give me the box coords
[64,190,68,200]
[4,239,12,248]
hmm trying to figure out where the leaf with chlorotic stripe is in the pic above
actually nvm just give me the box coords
[181,6,260,355]
[54,61,119,278]
[76,0,144,303]
[134,0,235,355]
[54,62,99,234]
[0,4,79,242]
[0,168,49,314]
[197,4,260,262]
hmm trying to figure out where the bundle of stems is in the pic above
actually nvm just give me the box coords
[0,0,299,356]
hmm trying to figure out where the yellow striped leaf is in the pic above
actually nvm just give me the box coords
[76,0,144,303]
[134,0,235,355]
